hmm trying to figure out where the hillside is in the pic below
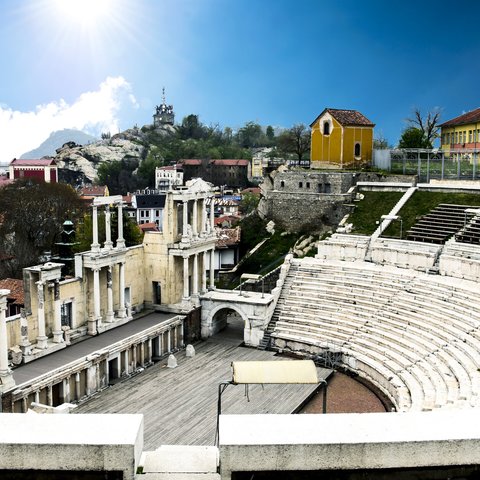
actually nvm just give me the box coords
[20,129,98,159]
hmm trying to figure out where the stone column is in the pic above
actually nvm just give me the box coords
[104,205,113,250]
[19,308,32,356]
[47,385,53,406]
[210,196,215,231]
[52,280,64,343]
[75,373,81,400]
[88,268,100,335]
[117,203,126,249]
[209,248,215,289]
[36,281,48,349]
[182,200,188,238]
[201,251,207,293]
[0,289,15,391]
[192,199,198,237]
[118,262,126,318]
[167,329,171,352]
[91,205,100,253]
[183,256,190,299]
[192,254,199,296]
[106,266,114,323]
[140,342,145,367]
[180,322,184,348]
[201,199,207,236]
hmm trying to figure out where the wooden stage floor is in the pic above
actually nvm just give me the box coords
[74,320,331,448]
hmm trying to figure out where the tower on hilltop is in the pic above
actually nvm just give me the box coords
[153,87,175,127]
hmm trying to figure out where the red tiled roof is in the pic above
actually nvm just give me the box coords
[216,226,241,248]
[310,108,375,127]
[439,107,480,127]
[158,164,182,170]
[10,158,56,166]
[241,187,261,195]
[0,278,24,305]
[180,159,203,165]
[139,222,159,232]
[214,214,240,226]
[210,159,250,166]
[80,185,107,196]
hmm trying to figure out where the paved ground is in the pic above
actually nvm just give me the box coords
[74,319,332,448]
[12,312,177,385]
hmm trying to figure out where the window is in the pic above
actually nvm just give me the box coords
[299,182,303,188]
[354,142,361,157]
[323,121,330,135]
[306,182,310,189]
[469,130,473,143]
[280,181,285,188]
[61,302,73,328]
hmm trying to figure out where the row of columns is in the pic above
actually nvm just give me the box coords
[9,321,184,412]
[35,280,65,350]
[182,249,216,299]
[91,203,125,253]
[90,262,126,335]
[181,197,215,240]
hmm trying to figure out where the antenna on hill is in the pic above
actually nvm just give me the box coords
[162,87,166,105]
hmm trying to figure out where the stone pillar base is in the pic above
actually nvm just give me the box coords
[88,319,99,336]
[52,330,64,343]
[20,342,32,356]
[117,308,127,319]
[0,370,15,391]
[36,336,48,349]
[105,312,115,323]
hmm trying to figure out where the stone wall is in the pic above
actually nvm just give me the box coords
[259,170,416,232]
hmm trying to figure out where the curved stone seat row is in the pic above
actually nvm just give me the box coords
[271,259,480,411]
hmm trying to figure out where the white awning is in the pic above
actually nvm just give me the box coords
[231,360,318,384]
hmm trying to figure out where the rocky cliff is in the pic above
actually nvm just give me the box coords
[55,125,173,186]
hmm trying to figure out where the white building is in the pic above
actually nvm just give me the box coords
[155,165,184,191]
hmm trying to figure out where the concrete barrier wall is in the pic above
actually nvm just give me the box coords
[0,413,143,479]
[219,411,480,479]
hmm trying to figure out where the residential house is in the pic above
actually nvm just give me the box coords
[155,165,184,191]
[310,108,375,168]
[179,159,251,189]
[0,278,24,318]
[439,107,480,153]
[132,191,166,228]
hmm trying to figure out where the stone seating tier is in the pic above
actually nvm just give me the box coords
[270,258,480,411]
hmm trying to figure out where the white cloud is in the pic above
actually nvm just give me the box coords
[0,76,137,162]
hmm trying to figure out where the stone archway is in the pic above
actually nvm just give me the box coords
[204,304,249,341]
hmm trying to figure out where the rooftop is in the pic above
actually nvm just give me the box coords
[0,278,24,305]
[439,107,480,127]
[311,108,375,127]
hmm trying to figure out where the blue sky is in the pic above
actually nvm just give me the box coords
[1,0,479,161]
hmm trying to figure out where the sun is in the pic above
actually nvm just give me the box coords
[53,0,113,27]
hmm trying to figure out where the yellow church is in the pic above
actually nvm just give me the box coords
[310,108,375,168]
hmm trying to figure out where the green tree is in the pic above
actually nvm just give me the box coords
[236,121,264,148]
[137,146,164,187]
[239,192,260,215]
[97,159,140,194]
[266,125,275,141]
[277,124,311,161]
[0,179,85,277]
[177,114,208,140]
[398,127,432,149]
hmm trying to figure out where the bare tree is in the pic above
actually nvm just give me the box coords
[407,108,442,147]
[277,124,311,161]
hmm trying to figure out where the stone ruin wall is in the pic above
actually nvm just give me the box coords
[259,171,416,233]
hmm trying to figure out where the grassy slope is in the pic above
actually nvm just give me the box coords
[348,191,404,235]
[383,191,480,238]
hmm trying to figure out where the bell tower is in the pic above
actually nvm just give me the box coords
[153,87,175,127]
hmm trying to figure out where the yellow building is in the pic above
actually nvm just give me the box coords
[310,108,375,168]
[439,107,480,153]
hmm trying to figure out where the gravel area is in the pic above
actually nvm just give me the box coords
[300,371,387,414]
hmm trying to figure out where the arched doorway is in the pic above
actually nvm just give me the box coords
[211,307,246,342]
